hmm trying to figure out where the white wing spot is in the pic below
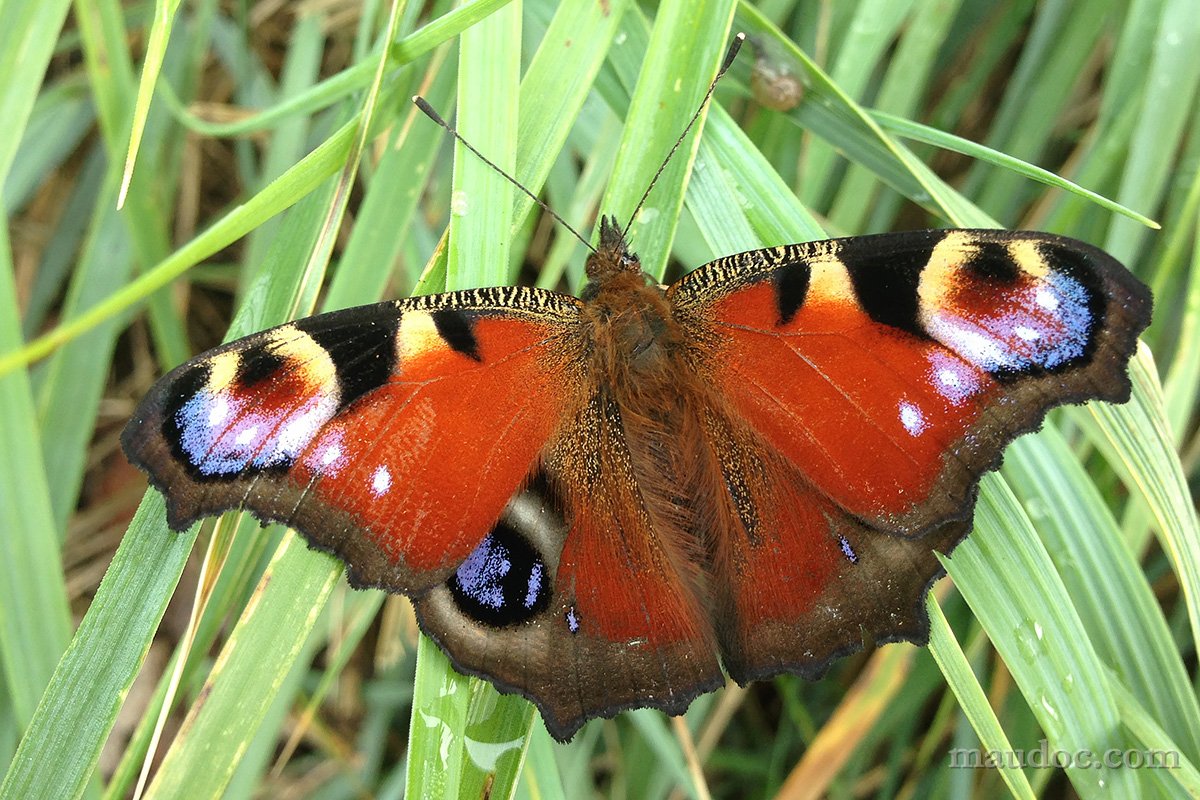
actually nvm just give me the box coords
[1015,325,1041,341]
[371,465,392,496]
[1035,286,1059,311]
[899,402,927,436]
[235,425,259,446]
[275,404,327,457]
[207,395,230,426]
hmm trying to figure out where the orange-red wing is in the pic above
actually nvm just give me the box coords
[413,394,724,741]
[697,409,963,682]
[671,229,1150,535]
[122,288,587,594]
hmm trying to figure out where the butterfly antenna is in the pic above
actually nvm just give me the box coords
[412,96,596,253]
[620,32,745,241]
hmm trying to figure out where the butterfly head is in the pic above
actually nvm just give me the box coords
[585,216,642,289]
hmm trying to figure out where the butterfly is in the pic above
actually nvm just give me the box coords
[121,212,1151,741]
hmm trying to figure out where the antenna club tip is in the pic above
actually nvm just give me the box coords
[413,96,447,126]
[721,33,746,72]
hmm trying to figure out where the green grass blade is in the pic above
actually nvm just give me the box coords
[1105,0,1200,263]
[599,0,737,279]
[151,0,514,140]
[325,44,456,306]
[1083,352,1200,668]
[0,0,512,379]
[117,0,183,207]
[511,0,630,236]
[0,0,77,742]
[871,110,1159,229]
[734,2,998,228]
[1108,672,1200,796]
[943,475,1137,798]
[34,182,134,532]
[0,0,73,179]
[1005,428,1200,759]
[797,0,914,208]
[0,495,192,800]
[0,119,358,377]
[827,0,964,233]
[0,229,72,733]
[968,2,1111,221]
[926,601,1036,800]
[144,537,343,799]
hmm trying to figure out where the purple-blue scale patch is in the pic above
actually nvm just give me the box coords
[453,534,511,610]
[173,388,337,476]
[838,534,858,564]
[928,270,1094,377]
[448,523,551,626]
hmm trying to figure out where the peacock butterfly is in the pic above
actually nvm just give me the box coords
[123,217,1150,740]
[120,45,1153,742]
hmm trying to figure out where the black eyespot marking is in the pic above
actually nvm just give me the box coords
[431,309,482,362]
[294,310,398,409]
[235,346,286,387]
[773,263,810,326]
[842,235,936,336]
[449,521,551,627]
[966,241,1020,282]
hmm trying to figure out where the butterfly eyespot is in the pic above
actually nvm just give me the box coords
[448,521,552,627]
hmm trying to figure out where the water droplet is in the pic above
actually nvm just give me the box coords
[635,207,660,225]
[464,736,525,772]
[1013,621,1043,662]
[1024,497,1049,520]
[1038,693,1063,738]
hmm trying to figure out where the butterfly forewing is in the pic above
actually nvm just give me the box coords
[670,229,1150,536]
[123,289,587,595]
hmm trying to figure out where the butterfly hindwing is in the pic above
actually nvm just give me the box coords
[697,407,965,682]
[122,289,588,594]
[414,391,725,741]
